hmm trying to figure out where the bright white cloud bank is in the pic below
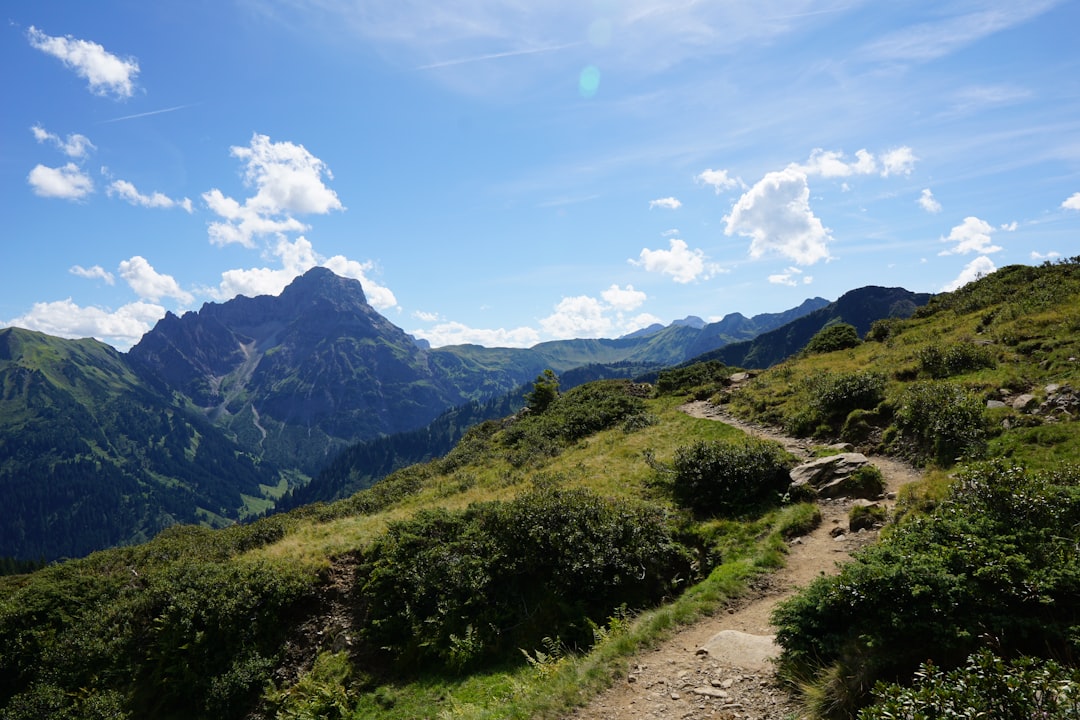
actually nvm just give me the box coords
[108,180,193,212]
[7,299,165,350]
[31,124,95,159]
[1063,192,1080,211]
[70,265,115,284]
[649,197,681,210]
[695,168,740,193]
[939,216,1002,256]
[725,166,832,266]
[919,188,942,213]
[119,256,194,304]
[203,134,344,247]
[632,238,720,283]
[27,163,94,200]
[27,26,139,98]
[942,256,997,292]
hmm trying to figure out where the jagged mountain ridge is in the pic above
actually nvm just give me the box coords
[1,268,920,561]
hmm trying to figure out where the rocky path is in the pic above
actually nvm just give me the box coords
[566,401,922,720]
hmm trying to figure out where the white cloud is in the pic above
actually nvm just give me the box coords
[880,146,917,177]
[601,284,646,311]
[70,265,115,285]
[695,168,740,193]
[31,124,95,159]
[918,188,942,214]
[624,313,663,333]
[1062,192,1080,211]
[1031,251,1061,261]
[649,196,682,210]
[1000,221,1018,232]
[27,26,139,98]
[540,295,612,338]
[203,134,343,247]
[942,256,997,292]
[211,237,398,310]
[938,216,1002,256]
[410,320,540,348]
[768,266,813,286]
[108,180,193,212]
[28,163,94,200]
[724,166,832,266]
[799,148,877,178]
[118,256,194,304]
[631,238,721,284]
[413,310,440,322]
[6,298,164,350]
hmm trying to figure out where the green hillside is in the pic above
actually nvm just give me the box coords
[0,328,282,561]
[2,259,1079,719]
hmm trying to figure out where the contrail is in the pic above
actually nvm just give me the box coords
[417,42,579,70]
[99,104,197,123]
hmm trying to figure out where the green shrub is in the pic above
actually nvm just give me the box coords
[917,342,996,378]
[773,461,1080,717]
[893,381,987,465]
[671,438,793,517]
[655,361,730,396]
[357,488,693,672]
[803,323,861,355]
[860,650,1080,720]
[848,503,886,531]
[806,371,886,422]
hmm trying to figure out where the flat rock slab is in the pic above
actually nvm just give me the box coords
[697,630,780,672]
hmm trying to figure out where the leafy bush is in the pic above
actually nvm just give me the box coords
[773,461,1080,718]
[803,323,861,355]
[917,342,996,378]
[806,371,886,422]
[671,438,793,517]
[357,487,692,672]
[893,381,987,465]
[860,650,1080,720]
[655,361,730,397]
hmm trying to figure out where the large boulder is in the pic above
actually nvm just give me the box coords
[789,453,876,499]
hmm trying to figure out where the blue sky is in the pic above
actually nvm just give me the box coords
[3,1,1079,350]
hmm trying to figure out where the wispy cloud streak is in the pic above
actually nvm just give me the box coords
[416,42,579,70]
[100,104,197,123]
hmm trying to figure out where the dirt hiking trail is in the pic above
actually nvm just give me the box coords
[566,401,923,720]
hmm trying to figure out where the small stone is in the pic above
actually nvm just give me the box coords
[693,687,730,698]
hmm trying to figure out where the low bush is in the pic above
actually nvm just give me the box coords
[655,361,730,397]
[860,650,1080,719]
[806,371,886,422]
[893,381,986,466]
[848,503,886,531]
[671,438,793,517]
[773,461,1080,718]
[917,342,996,378]
[357,487,693,673]
[803,323,861,356]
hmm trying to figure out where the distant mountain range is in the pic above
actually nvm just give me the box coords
[0,267,931,560]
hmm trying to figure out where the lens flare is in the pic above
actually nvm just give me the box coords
[579,65,601,98]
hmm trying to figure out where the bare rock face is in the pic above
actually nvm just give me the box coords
[789,453,873,499]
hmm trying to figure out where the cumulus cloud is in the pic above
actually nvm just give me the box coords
[202,134,344,247]
[28,163,93,200]
[70,265,115,285]
[880,146,917,176]
[649,196,682,210]
[695,168,740,193]
[601,284,646,311]
[724,166,832,266]
[1000,222,1018,232]
[410,320,541,348]
[918,188,942,213]
[799,148,877,178]
[108,180,193,212]
[6,298,164,350]
[27,26,139,98]
[31,124,95,159]
[768,267,813,286]
[1031,251,1061,261]
[412,310,440,322]
[1063,192,1080,211]
[938,216,1002,256]
[211,237,398,310]
[631,238,721,284]
[942,256,997,292]
[540,295,613,338]
[118,256,194,304]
